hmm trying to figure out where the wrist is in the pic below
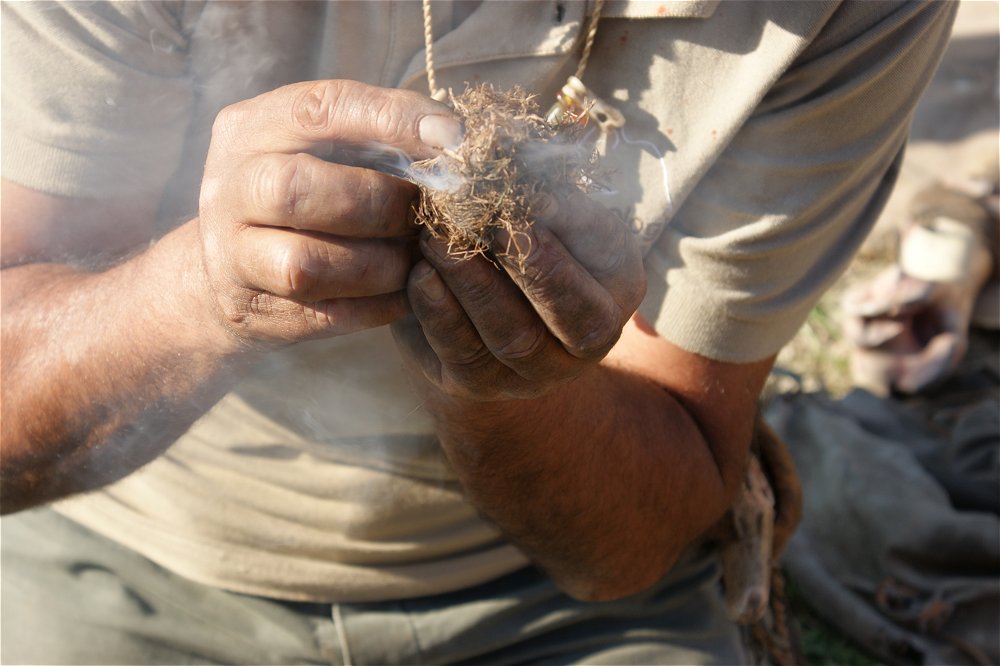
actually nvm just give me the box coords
[424,367,599,446]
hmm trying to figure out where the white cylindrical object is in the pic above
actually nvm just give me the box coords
[900,217,981,283]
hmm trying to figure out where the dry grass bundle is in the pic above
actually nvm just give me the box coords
[408,84,596,268]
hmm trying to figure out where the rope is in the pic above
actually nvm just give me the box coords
[751,569,809,666]
[422,0,442,99]
[575,0,606,81]
[422,0,606,99]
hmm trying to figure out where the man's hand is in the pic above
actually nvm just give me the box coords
[1,80,462,511]
[393,189,646,400]
[391,189,774,602]
[197,80,462,350]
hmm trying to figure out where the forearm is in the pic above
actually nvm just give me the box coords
[393,189,769,600]
[1,81,461,512]
[0,221,249,513]
[425,356,750,602]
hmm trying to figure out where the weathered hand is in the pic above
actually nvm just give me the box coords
[197,80,461,349]
[392,189,646,401]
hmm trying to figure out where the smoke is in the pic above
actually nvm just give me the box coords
[616,126,674,213]
[4,3,613,537]
[350,142,466,194]
[511,136,596,182]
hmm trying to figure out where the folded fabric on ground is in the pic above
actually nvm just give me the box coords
[766,380,999,665]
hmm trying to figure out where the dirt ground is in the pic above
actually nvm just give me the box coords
[774,0,1000,397]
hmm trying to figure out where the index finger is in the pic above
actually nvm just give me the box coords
[492,191,647,327]
[525,190,644,289]
[212,80,462,160]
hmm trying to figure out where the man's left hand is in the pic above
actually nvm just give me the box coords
[392,189,646,402]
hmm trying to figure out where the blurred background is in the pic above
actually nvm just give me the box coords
[763,3,999,664]
[775,0,999,396]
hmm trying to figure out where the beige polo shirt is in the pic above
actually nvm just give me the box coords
[2,1,956,601]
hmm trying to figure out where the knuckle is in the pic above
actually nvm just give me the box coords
[273,238,318,297]
[383,246,411,288]
[223,290,276,335]
[254,155,312,220]
[302,299,338,332]
[277,154,311,218]
[519,243,570,296]
[451,344,495,371]
[569,314,623,360]
[292,80,347,133]
[364,171,395,235]
[344,243,376,287]
[595,222,632,278]
[198,175,224,221]
[492,323,548,363]
[409,302,491,370]
[247,291,276,318]
[466,273,502,310]
[220,298,250,330]
[369,94,413,144]
[441,261,499,310]
[211,101,249,149]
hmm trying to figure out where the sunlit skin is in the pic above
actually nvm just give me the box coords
[1,80,771,601]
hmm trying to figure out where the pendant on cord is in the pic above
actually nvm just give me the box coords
[546,76,624,155]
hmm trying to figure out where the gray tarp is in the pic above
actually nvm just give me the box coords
[766,386,999,665]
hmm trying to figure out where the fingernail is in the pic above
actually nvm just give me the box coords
[419,115,463,150]
[531,192,559,221]
[415,262,447,301]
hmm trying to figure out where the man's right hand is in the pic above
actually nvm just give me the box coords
[196,80,461,349]
[0,80,460,511]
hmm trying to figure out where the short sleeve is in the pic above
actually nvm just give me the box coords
[640,1,958,363]
[1,1,196,198]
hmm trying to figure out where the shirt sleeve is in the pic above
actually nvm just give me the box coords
[640,0,958,363]
[1,1,196,198]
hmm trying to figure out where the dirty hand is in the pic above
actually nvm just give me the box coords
[392,190,646,401]
[196,80,461,349]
